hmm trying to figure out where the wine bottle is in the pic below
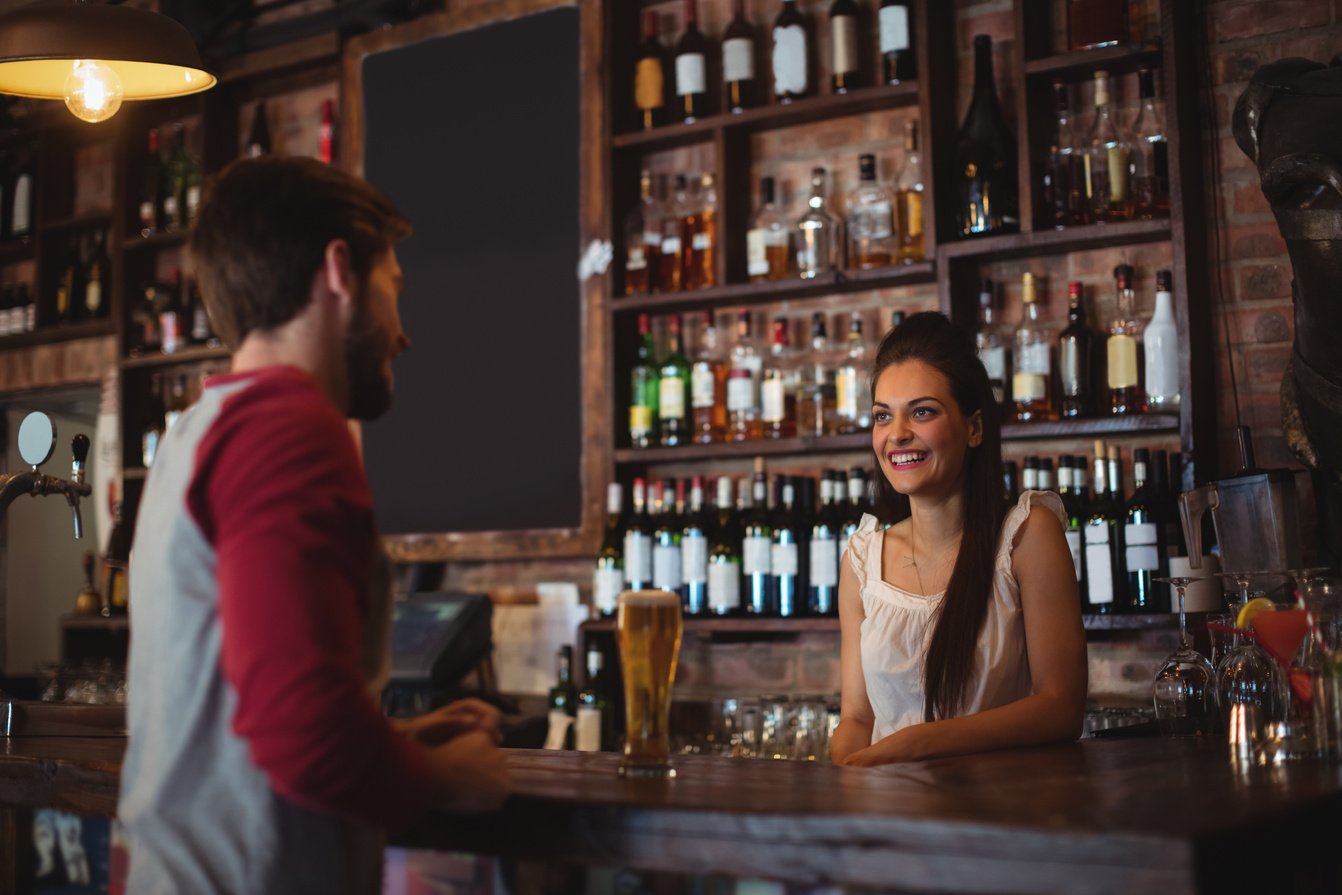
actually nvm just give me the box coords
[1083,441,1119,614]
[839,467,867,560]
[140,128,165,238]
[318,99,336,164]
[772,0,810,103]
[546,646,578,750]
[629,313,658,447]
[1125,448,1167,612]
[682,476,710,615]
[652,480,684,595]
[1058,457,1088,598]
[829,0,861,94]
[675,0,710,123]
[593,483,624,617]
[624,477,654,591]
[1106,264,1146,415]
[723,0,757,113]
[742,462,774,615]
[658,314,691,446]
[707,477,743,616]
[879,0,916,85]
[1058,280,1093,418]
[575,646,613,752]
[727,310,764,441]
[954,35,1018,237]
[809,471,841,616]
[771,476,805,618]
[635,10,668,130]
[761,319,798,439]
[9,145,34,242]
[245,99,271,158]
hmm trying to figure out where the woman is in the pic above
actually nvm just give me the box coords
[829,312,1086,767]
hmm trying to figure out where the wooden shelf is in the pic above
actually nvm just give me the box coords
[121,468,147,482]
[122,344,230,370]
[39,211,112,234]
[123,231,188,253]
[582,616,838,635]
[937,218,1170,262]
[615,433,869,465]
[0,320,115,350]
[612,82,920,152]
[1023,43,1162,80]
[1001,413,1180,441]
[61,615,129,631]
[612,262,936,316]
[0,239,35,263]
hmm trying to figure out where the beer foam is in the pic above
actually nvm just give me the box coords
[617,589,680,607]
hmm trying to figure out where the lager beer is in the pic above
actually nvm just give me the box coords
[617,589,683,778]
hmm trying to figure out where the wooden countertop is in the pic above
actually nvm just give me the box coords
[1,736,1339,893]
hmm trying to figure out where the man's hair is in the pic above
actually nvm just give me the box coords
[189,156,411,348]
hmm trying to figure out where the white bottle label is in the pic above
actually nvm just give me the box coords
[879,6,911,52]
[831,15,859,75]
[743,535,772,575]
[624,532,652,584]
[1013,372,1046,402]
[836,368,859,419]
[594,566,623,614]
[761,377,786,423]
[1020,341,1051,374]
[851,202,894,239]
[544,710,573,750]
[708,561,741,611]
[727,374,755,413]
[723,37,755,83]
[773,25,808,95]
[683,534,708,584]
[809,538,838,587]
[575,706,602,752]
[981,345,1007,382]
[653,543,683,591]
[659,376,686,421]
[1125,522,1160,572]
[676,53,707,95]
[692,231,712,251]
[1064,530,1083,581]
[772,541,799,577]
[661,236,682,255]
[626,246,647,272]
[747,229,770,276]
[1084,525,1113,605]
[691,364,716,409]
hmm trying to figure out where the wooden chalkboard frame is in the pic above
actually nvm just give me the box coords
[343,0,609,562]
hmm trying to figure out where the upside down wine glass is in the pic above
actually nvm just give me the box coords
[1152,576,1217,736]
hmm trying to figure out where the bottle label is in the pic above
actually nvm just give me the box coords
[708,560,741,611]
[593,566,623,614]
[636,59,665,110]
[980,345,1007,382]
[772,25,808,95]
[1012,372,1046,402]
[747,229,770,276]
[683,534,708,584]
[629,404,652,438]
[163,195,179,224]
[691,364,716,408]
[879,6,911,52]
[544,710,573,750]
[1084,525,1113,605]
[160,312,182,354]
[1106,146,1128,201]
[139,201,156,230]
[626,246,647,272]
[1059,340,1084,396]
[624,532,652,583]
[85,281,101,314]
[12,174,30,235]
[836,368,859,419]
[809,538,838,587]
[575,705,602,752]
[692,231,712,251]
[761,377,786,423]
[653,543,683,591]
[659,376,686,420]
[1144,313,1178,403]
[1020,341,1050,375]
[831,15,859,75]
[1124,523,1160,572]
[851,202,894,240]
[1064,529,1083,580]
[771,541,799,577]
[743,535,772,575]
[661,236,682,255]
[1107,334,1138,389]
[723,37,755,83]
[643,230,662,247]
[676,53,707,96]
[727,374,755,413]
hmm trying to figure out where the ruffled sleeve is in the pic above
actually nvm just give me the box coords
[844,512,882,585]
[995,489,1068,583]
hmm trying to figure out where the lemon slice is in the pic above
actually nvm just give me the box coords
[1237,596,1276,629]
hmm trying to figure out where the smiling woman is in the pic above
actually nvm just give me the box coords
[828,312,1087,768]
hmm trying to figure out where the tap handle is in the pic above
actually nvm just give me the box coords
[71,434,90,484]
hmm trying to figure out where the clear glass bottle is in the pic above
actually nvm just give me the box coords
[691,310,728,443]
[847,154,896,270]
[1106,263,1146,415]
[658,174,687,292]
[895,120,925,262]
[727,310,764,441]
[624,170,662,296]
[746,176,791,282]
[1086,71,1133,223]
[1130,68,1170,220]
[1012,272,1057,421]
[798,312,837,437]
[975,278,1011,410]
[760,319,799,439]
[683,171,717,290]
[796,167,843,279]
[834,312,871,433]
[1044,81,1088,229]
[1144,269,1180,410]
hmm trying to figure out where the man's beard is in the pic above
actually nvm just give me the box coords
[343,302,394,421]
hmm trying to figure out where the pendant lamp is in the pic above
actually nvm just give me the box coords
[0,0,215,123]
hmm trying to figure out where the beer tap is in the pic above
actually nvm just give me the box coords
[0,413,94,539]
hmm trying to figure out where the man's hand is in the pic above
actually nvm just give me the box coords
[423,729,510,814]
[394,698,502,747]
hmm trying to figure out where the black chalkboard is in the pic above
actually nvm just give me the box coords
[358,8,582,536]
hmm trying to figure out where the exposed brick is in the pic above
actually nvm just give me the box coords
[1237,262,1293,302]
[1231,180,1272,215]
[1280,31,1341,65]
[1241,342,1293,387]
[958,11,1015,49]
[775,115,867,157]
[1211,0,1332,43]
[1214,46,1269,85]
[1226,221,1288,260]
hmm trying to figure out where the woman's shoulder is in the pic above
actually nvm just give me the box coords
[844,513,886,582]
[998,490,1067,561]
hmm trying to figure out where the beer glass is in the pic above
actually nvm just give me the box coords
[617,589,683,779]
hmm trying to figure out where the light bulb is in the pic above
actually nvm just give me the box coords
[64,60,124,124]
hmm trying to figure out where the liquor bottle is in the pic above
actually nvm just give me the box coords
[839,467,867,561]
[772,476,805,617]
[140,128,165,238]
[829,0,861,94]
[659,174,688,292]
[955,35,1018,237]
[742,463,775,615]
[895,120,925,262]
[624,477,654,591]
[546,646,578,750]
[1085,71,1132,223]
[760,319,798,439]
[245,99,271,158]
[1130,69,1169,219]
[318,99,336,164]
[1058,281,1093,417]
[83,229,107,320]
[675,0,709,123]
[1038,457,1055,492]
[1044,81,1088,228]
[593,482,624,617]
[1155,449,1188,557]
[772,0,810,103]
[166,124,195,231]
[798,312,837,438]
[1144,269,1180,410]
[9,145,34,242]
[847,154,896,269]
[1003,460,1019,503]
[796,167,842,279]
[1083,441,1119,614]
[652,481,684,595]
[1106,443,1129,603]
[746,176,791,282]
[142,373,164,468]
[809,471,841,616]
[629,313,658,447]
[55,258,76,326]
[682,476,710,615]
[1013,273,1057,421]
[707,476,743,616]
[1057,457,1087,594]
[1021,456,1039,492]
[879,0,916,85]
[0,147,9,243]
[727,310,764,441]
[0,285,13,338]
[975,278,1011,409]
[1107,264,1146,415]
[835,312,871,433]
[624,170,663,296]
[575,646,612,752]
[635,10,668,130]
[1125,447,1167,612]
[103,498,130,616]
[723,0,758,113]
[18,282,34,333]
[1069,0,1128,51]
[684,172,717,290]
[659,314,691,446]
[691,311,728,443]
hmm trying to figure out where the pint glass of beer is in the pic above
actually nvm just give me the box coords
[616,589,683,779]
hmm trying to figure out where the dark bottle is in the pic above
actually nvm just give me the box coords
[1124,447,1167,612]
[707,476,743,616]
[623,477,654,591]
[772,0,810,103]
[1082,441,1120,615]
[593,482,624,617]
[245,99,272,158]
[635,10,668,130]
[1058,280,1093,418]
[771,475,805,618]
[658,314,691,447]
[103,499,130,616]
[674,0,710,123]
[682,476,710,615]
[723,0,757,113]
[651,480,684,596]
[828,0,861,94]
[55,255,77,326]
[1003,460,1019,503]
[879,0,916,84]
[1058,456,1088,599]
[9,144,35,242]
[954,35,1018,237]
[140,128,165,237]
[629,313,658,448]
[1159,450,1189,556]
[809,470,841,616]
[1105,445,1129,608]
[575,646,614,752]
[547,646,579,750]
[319,99,336,165]
[742,463,774,615]
[839,467,868,559]
[1131,68,1170,220]
[83,228,109,321]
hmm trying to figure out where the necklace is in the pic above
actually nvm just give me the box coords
[905,520,962,597]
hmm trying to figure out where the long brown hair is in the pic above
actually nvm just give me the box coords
[868,312,1007,722]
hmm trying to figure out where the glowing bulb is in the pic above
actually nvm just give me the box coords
[63,60,124,124]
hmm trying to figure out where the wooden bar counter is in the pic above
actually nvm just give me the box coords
[1,736,1340,893]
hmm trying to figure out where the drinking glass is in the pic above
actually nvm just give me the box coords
[1152,576,1217,736]
[616,590,684,779]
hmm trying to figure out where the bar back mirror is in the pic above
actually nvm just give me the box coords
[344,0,607,561]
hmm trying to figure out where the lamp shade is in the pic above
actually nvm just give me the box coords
[0,1,215,101]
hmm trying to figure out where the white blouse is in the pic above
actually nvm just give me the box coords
[847,490,1066,744]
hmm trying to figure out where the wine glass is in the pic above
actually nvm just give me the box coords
[1151,576,1217,736]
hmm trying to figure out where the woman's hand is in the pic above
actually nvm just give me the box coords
[839,726,921,766]
[393,698,503,747]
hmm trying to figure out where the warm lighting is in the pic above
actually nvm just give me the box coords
[64,60,123,124]
[0,1,215,124]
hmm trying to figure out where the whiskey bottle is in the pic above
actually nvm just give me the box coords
[727,310,764,441]
[624,477,654,591]
[691,311,728,443]
[975,278,1011,409]
[1085,71,1133,223]
[1143,270,1180,410]
[683,172,717,290]
[1044,81,1088,228]
[829,0,861,94]
[624,170,662,295]
[797,167,843,279]
[593,482,625,617]
[955,35,1018,237]
[707,476,743,616]
[1130,69,1169,219]
[895,120,925,262]
[635,10,668,130]
[674,0,710,123]
[772,0,810,103]
[658,314,691,446]
[629,313,658,447]
[760,319,798,439]
[879,0,916,85]
[1012,273,1057,421]
[847,154,896,270]
[723,0,758,113]
[658,174,688,292]
[1057,280,1093,418]
[1106,263,1146,415]
[835,312,871,433]
[746,176,791,282]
